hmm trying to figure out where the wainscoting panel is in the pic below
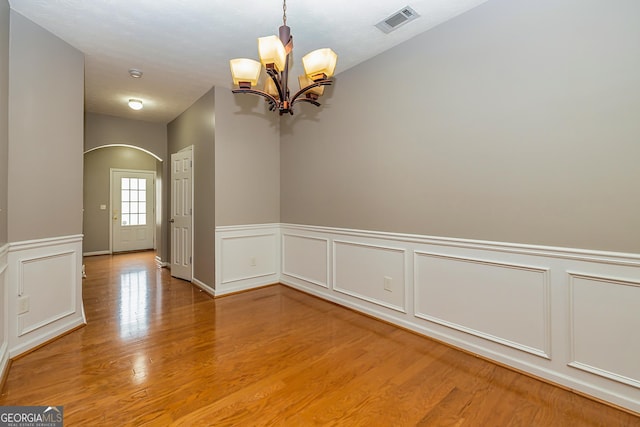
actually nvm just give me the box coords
[0,244,9,382]
[333,240,406,312]
[215,224,280,296]
[7,235,85,357]
[414,252,550,358]
[17,251,76,336]
[569,273,640,389]
[282,233,329,288]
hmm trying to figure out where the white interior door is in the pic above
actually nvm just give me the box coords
[111,169,155,253]
[171,148,193,281]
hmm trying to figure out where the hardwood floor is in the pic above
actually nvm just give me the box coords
[1,251,638,426]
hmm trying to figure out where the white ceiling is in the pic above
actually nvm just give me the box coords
[9,0,489,123]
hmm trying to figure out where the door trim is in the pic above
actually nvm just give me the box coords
[109,168,157,254]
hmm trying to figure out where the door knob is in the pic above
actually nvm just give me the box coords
[169,218,175,223]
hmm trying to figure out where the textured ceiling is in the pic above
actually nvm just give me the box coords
[9,0,489,123]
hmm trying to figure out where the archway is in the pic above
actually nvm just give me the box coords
[83,145,163,258]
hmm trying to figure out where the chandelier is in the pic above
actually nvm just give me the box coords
[229,0,338,115]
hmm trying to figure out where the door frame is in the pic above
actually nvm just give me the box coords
[109,168,157,254]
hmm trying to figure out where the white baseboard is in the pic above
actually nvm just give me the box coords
[216,223,640,413]
[83,250,110,257]
[155,256,169,268]
[192,277,215,297]
[0,342,8,384]
[8,316,85,358]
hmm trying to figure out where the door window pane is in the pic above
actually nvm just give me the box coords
[121,177,148,226]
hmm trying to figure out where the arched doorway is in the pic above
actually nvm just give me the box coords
[83,145,163,256]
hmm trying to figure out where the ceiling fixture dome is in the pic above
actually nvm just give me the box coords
[229,0,337,115]
[128,68,143,78]
[128,98,143,110]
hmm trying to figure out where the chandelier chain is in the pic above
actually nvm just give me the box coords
[282,0,287,25]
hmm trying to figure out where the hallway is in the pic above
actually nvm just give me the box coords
[0,252,637,425]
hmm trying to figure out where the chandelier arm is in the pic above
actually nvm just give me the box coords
[290,79,333,104]
[292,98,322,108]
[231,88,280,107]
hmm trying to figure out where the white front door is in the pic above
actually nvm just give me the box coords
[170,148,193,281]
[111,169,155,253]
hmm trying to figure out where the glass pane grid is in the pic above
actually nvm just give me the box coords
[121,177,147,227]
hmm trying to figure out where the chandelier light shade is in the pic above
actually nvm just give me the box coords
[229,0,337,115]
[302,48,338,80]
[230,58,262,87]
[258,35,287,72]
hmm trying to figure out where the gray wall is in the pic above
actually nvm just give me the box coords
[281,0,640,253]
[84,113,168,260]
[167,88,215,287]
[8,11,84,242]
[214,86,280,226]
[84,112,167,156]
[83,146,157,253]
[0,0,8,247]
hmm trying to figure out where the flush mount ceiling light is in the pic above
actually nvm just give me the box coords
[128,68,143,78]
[128,98,143,110]
[229,0,338,115]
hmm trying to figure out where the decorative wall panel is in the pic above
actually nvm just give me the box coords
[569,273,640,389]
[7,235,85,357]
[414,252,550,358]
[215,225,280,296]
[282,233,329,288]
[333,240,406,312]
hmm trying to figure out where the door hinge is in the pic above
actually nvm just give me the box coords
[190,208,192,215]
[190,256,192,264]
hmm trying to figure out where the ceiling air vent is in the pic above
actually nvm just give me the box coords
[375,6,420,34]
